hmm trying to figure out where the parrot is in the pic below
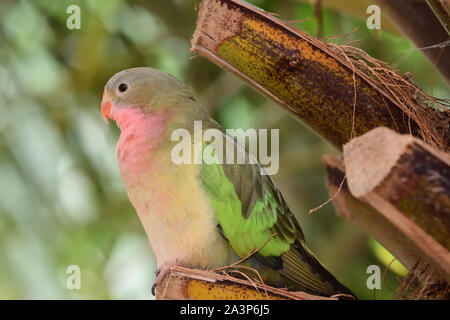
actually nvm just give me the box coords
[101,67,354,298]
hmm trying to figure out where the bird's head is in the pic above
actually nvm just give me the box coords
[101,67,193,125]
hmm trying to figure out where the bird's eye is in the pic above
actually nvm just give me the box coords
[118,83,128,92]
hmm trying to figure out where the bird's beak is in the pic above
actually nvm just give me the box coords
[101,90,112,124]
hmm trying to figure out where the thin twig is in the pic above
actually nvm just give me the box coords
[215,233,278,269]
[309,174,346,214]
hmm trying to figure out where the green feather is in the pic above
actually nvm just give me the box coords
[199,140,354,297]
[200,149,291,257]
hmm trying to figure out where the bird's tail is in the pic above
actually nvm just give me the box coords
[280,241,356,299]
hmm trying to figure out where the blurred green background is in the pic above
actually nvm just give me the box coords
[0,0,446,299]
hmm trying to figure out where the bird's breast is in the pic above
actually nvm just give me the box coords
[116,118,232,269]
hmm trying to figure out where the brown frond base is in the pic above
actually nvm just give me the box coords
[155,266,336,300]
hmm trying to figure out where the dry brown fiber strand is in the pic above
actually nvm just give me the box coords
[325,41,449,152]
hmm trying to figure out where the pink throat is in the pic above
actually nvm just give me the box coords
[112,107,171,131]
[113,107,174,174]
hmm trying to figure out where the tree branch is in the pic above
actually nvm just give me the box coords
[155,266,335,300]
[324,127,450,283]
[191,0,449,151]
[374,0,450,83]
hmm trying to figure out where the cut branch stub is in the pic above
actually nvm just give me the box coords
[344,127,450,251]
[323,154,436,282]
[342,127,450,280]
[190,0,446,150]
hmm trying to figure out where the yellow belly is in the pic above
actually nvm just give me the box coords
[121,150,233,269]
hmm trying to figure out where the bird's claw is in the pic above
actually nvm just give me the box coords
[151,264,173,297]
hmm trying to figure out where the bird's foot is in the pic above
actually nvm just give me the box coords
[151,263,175,296]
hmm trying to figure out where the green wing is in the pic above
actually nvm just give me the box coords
[200,140,352,297]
